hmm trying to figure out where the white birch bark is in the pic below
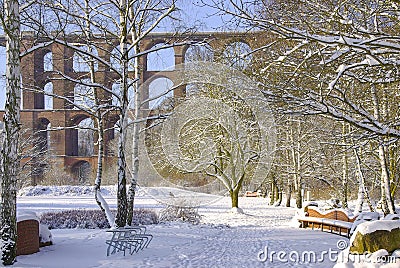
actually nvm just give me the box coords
[341,122,348,209]
[371,85,395,215]
[353,147,374,213]
[80,0,115,227]
[127,41,140,225]
[126,0,176,225]
[114,0,129,228]
[0,0,21,264]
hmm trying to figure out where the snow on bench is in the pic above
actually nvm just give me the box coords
[297,207,356,238]
[244,191,261,197]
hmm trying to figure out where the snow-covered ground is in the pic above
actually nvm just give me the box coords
[9,187,398,268]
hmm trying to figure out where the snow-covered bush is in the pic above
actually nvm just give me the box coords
[131,208,159,225]
[18,185,118,196]
[40,209,158,229]
[39,224,53,246]
[40,210,111,229]
[159,200,201,224]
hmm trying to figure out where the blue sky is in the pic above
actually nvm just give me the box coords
[0,1,227,110]
[176,1,231,31]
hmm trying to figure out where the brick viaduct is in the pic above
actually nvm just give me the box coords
[0,31,272,185]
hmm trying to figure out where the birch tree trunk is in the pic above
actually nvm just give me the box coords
[270,178,275,205]
[289,119,302,208]
[0,0,21,264]
[285,180,292,207]
[80,0,114,226]
[341,122,348,209]
[377,140,395,215]
[371,85,395,215]
[115,0,129,227]
[353,147,374,213]
[126,1,176,225]
[127,42,140,225]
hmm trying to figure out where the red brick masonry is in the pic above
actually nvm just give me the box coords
[17,219,40,256]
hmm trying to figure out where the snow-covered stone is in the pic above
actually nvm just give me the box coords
[350,220,400,254]
[350,211,380,235]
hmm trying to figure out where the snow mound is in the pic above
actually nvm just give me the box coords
[384,214,400,220]
[17,211,39,222]
[230,207,244,214]
[392,249,400,258]
[350,212,380,235]
[355,219,400,235]
[18,185,120,196]
[39,224,53,244]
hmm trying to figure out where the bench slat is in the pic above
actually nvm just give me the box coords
[298,208,354,238]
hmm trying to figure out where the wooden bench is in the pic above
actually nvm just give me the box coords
[245,191,261,197]
[106,226,153,256]
[297,208,356,238]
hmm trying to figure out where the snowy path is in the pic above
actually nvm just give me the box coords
[14,196,344,268]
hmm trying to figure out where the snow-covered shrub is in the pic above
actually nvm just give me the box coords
[131,208,159,225]
[40,208,158,229]
[159,200,201,224]
[40,210,111,229]
[18,185,118,196]
[39,224,53,246]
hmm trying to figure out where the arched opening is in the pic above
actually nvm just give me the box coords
[73,46,99,72]
[185,43,214,62]
[31,118,52,184]
[148,77,174,109]
[74,79,95,109]
[44,82,53,110]
[0,46,6,110]
[111,79,135,107]
[110,45,136,72]
[36,118,51,154]
[146,43,175,71]
[66,115,95,157]
[102,117,120,156]
[71,160,91,185]
[109,117,133,161]
[43,51,53,72]
[223,41,252,69]
[78,117,95,157]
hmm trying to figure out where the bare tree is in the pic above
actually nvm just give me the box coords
[209,0,400,214]
[145,62,275,209]
[26,0,189,226]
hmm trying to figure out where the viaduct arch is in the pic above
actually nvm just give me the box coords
[0,31,273,185]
